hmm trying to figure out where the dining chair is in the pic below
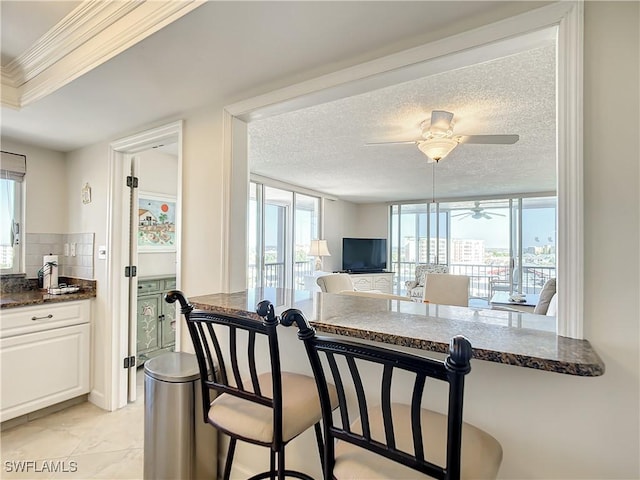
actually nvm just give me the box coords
[166,290,336,480]
[280,308,503,480]
[423,273,470,307]
[316,273,356,293]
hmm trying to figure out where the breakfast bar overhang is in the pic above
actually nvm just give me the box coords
[187,288,604,377]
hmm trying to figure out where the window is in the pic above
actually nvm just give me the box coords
[391,196,557,300]
[0,151,26,273]
[248,181,320,289]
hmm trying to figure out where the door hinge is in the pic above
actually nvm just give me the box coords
[123,356,136,369]
[124,266,137,277]
[126,176,139,188]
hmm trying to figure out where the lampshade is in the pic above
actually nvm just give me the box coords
[308,239,331,257]
[309,240,330,270]
[417,138,458,162]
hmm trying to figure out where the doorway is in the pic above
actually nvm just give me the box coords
[248,181,321,290]
[108,121,183,409]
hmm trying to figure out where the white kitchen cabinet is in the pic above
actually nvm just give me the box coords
[348,272,394,293]
[0,300,91,422]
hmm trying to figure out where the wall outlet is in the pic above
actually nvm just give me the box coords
[70,243,76,257]
[98,246,107,260]
[63,243,69,256]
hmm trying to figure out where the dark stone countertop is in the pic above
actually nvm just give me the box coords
[0,289,97,309]
[186,288,605,377]
[0,277,97,309]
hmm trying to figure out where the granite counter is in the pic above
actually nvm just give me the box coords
[0,277,97,309]
[188,288,604,377]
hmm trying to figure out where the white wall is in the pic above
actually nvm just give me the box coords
[137,149,178,277]
[65,141,111,407]
[180,106,226,298]
[2,139,67,235]
[323,198,359,272]
[352,203,388,237]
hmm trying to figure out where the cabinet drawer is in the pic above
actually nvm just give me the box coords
[163,278,176,290]
[1,301,90,338]
[138,279,161,295]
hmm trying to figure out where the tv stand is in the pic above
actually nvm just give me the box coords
[346,272,394,294]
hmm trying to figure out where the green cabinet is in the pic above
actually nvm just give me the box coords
[136,276,176,365]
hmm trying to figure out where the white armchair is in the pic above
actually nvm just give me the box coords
[405,264,449,301]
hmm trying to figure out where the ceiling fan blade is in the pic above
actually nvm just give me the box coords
[364,140,417,146]
[456,134,519,145]
[430,110,454,131]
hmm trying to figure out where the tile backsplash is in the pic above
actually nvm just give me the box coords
[26,233,94,279]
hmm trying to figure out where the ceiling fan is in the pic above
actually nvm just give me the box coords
[452,201,506,220]
[366,110,519,162]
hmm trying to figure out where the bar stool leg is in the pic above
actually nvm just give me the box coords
[222,438,236,480]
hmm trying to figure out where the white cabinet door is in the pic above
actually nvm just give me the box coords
[349,273,394,293]
[373,274,393,293]
[350,275,373,291]
[1,319,90,422]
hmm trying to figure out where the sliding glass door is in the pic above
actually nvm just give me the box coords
[248,182,320,289]
[390,195,556,299]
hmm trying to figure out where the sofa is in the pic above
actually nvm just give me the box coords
[404,264,449,301]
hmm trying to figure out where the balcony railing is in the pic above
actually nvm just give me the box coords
[248,260,555,300]
[392,261,555,299]
[248,261,315,289]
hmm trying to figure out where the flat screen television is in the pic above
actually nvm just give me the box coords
[342,238,387,273]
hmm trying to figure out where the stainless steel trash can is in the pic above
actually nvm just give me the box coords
[144,352,217,480]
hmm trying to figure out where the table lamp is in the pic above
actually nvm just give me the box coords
[309,240,331,270]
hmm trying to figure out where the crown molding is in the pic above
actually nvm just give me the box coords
[1,0,204,109]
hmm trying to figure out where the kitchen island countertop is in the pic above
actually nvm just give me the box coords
[187,288,604,377]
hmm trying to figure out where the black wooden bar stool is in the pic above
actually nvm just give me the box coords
[166,291,337,480]
[280,307,503,480]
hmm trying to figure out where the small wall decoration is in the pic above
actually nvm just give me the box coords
[138,192,177,252]
[82,183,92,204]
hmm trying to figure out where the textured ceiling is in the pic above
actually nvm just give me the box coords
[249,44,556,204]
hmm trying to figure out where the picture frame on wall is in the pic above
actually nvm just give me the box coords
[138,192,177,252]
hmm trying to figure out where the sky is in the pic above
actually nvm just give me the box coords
[450,208,556,249]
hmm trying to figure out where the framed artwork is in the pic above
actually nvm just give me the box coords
[138,192,177,252]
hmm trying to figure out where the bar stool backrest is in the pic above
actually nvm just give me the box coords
[281,308,474,480]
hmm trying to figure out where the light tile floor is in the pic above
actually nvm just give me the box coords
[1,371,144,480]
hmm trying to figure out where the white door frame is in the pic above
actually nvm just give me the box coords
[223,2,583,338]
[106,121,183,409]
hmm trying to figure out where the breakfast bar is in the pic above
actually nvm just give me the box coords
[188,288,604,377]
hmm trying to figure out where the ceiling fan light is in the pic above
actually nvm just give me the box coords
[418,138,458,162]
